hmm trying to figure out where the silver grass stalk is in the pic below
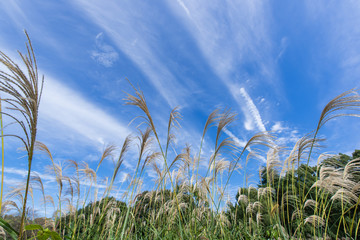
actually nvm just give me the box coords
[0,31,43,240]
[303,89,360,203]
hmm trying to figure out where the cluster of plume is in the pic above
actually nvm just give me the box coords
[0,33,360,239]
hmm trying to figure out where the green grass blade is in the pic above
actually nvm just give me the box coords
[0,217,19,240]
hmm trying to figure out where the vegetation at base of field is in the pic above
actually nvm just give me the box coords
[0,33,360,240]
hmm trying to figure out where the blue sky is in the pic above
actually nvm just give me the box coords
[1,0,360,213]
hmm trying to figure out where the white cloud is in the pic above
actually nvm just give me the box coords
[91,32,119,67]
[271,121,287,132]
[0,48,129,148]
[176,0,191,18]
[40,76,130,146]
[0,166,110,190]
[117,172,131,183]
[223,128,246,148]
[72,0,188,108]
[1,167,56,182]
[277,37,288,61]
[167,0,278,132]
[276,129,300,146]
[168,0,276,85]
[228,85,254,131]
[239,88,266,132]
[0,0,31,31]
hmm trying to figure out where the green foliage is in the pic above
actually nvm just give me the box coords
[225,150,360,239]
[0,217,19,240]
[25,224,61,240]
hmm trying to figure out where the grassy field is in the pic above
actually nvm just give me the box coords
[0,33,360,240]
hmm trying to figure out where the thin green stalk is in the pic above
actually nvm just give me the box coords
[70,164,80,240]
[336,215,344,240]
[335,191,347,239]
[323,199,334,239]
[285,167,292,234]
[349,195,360,235]
[266,173,275,227]
[214,142,254,214]
[19,142,35,240]
[313,165,322,238]
[355,217,360,240]
[0,98,4,214]
[119,144,148,239]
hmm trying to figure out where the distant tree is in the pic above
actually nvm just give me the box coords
[226,150,360,239]
[352,149,360,159]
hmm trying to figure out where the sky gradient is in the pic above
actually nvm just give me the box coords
[1,1,360,213]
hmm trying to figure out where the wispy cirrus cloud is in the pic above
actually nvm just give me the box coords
[1,165,120,189]
[271,121,288,133]
[239,88,267,132]
[276,37,288,62]
[91,32,119,67]
[1,48,128,148]
[0,167,55,183]
[0,48,131,175]
[169,0,277,84]
[167,0,277,133]
[176,0,191,18]
[228,85,266,132]
[72,0,188,108]
[40,75,130,146]
[223,128,247,148]
[0,0,31,31]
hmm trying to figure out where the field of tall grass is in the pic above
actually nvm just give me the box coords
[0,33,360,240]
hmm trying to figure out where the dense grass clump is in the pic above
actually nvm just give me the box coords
[0,33,360,240]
